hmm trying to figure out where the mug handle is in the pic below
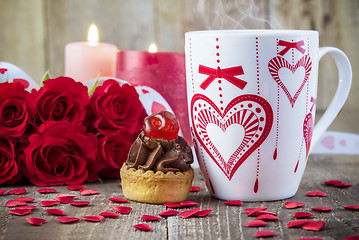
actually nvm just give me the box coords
[310,47,352,151]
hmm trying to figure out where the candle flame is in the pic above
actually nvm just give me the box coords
[148,42,158,53]
[88,23,99,46]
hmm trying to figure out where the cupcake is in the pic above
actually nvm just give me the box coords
[120,111,194,204]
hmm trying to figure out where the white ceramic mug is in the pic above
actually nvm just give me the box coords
[185,30,352,201]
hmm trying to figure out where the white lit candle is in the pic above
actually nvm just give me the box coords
[65,23,118,83]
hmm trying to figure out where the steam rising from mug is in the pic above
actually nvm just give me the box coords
[194,0,280,29]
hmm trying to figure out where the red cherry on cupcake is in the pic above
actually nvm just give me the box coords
[143,111,180,140]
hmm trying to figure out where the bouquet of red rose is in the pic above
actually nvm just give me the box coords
[0,77,147,186]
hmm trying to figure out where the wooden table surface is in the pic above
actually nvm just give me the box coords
[0,154,358,240]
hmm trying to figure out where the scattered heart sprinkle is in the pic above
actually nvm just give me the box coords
[82,215,104,222]
[133,223,152,231]
[311,207,333,212]
[193,209,213,217]
[254,230,276,237]
[79,189,99,195]
[112,206,132,214]
[293,212,313,218]
[9,208,32,216]
[8,188,26,195]
[306,190,327,197]
[245,219,268,227]
[285,201,305,209]
[25,218,46,226]
[158,210,180,217]
[37,188,57,194]
[141,215,162,221]
[44,209,66,216]
[99,211,120,218]
[179,208,201,219]
[40,200,59,207]
[67,185,85,191]
[69,201,91,207]
[224,200,243,206]
[109,197,128,203]
[57,216,80,224]
[302,221,326,231]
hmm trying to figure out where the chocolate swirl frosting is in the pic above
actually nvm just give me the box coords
[126,132,193,173]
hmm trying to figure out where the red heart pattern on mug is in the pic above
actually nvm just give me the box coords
[268,55,312,107]
[0,68,8,74]
[303,112,313,158]
[191,94,273,180]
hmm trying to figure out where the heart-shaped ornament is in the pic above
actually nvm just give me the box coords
[191,94,273,180]
[268,55,312,107]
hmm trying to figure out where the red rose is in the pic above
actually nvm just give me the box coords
[97,131,132,179]
[0,136,21,185]
[0,82,35,137]
[86,80,146,136]
[34,77,88,127]
[23,121,100,186]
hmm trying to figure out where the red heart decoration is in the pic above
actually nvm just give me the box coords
[303,112,313,158]
[0,68,7,74]
[13,78,30,89]
[191,94,273,180]
[268,55,312,107]
[151,101,166,114]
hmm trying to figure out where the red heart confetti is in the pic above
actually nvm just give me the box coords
[100,211,120,218]
[306,190,327,197]
[133,224,153,231]
[287,219,315,228]
[109,197,128,203]
[0,189,7,195]
[141,215,162,221]
[25,218,46,226]
[254,230,276,237]
[256,211,277,216]
[67,185,85,191]
[164,203,183,208]
[190,186,201,192]
[244,207,268,213]
[324,180,342,185]
[247,208,270,217]
[37,188,57,194]
[56,194,76,198]
[70,201,91,207]
[82,215,104,222]
[54,196,74,204]
[16,205,37,210]
[57,216,80,224]
[345,235,359,240]
[255,214,279,221]
[44,209,66,216]
[158,210,180,217]
[333,182,352,188]
[6,200,27,207]
[224,200,243,206]
[285,201,305,209]
[9,208,32,216]
[344,205,359,211]
[180,201,199,207]
[79,189,99,195]
[15,197,35,202]
[311,207,333,212]
[8,188,26,195]
[193,209,213,217]
[41,200,59,207]
[245,219,268,227]
[112,206,132,214]
[179,208,201,219]
[293,212,313,218]
[302,221,326,231]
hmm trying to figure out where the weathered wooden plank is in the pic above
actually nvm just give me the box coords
[0,153,357,240]
[0,0,46,84]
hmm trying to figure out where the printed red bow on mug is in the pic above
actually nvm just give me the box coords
[198,65,246,90]
[278,40,305,56]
